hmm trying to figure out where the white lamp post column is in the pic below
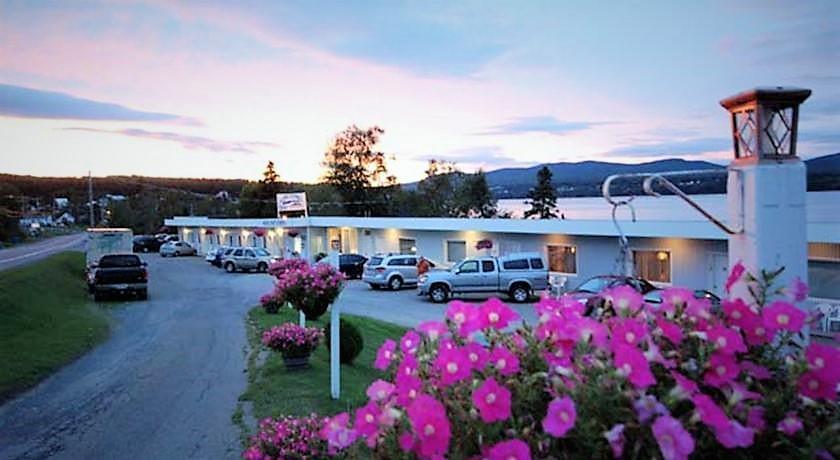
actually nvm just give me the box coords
[721,87,811,302]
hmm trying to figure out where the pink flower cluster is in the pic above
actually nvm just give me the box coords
[262,323,323,357]
[243,414,326,459]
[249,266,838,459]
[263,258,345,318]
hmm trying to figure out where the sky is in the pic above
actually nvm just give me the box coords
[0,0,838,183]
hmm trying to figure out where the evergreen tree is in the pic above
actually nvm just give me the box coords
[524,166,558,219]
[417,159,462,217]
[455,170,497,218]
[262,161,279,184]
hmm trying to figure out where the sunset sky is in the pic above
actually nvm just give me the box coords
[1,1,838,183]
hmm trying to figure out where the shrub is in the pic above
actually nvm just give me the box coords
[262,323,323,358]
[259,292,284,314]
[324,319,365,364]
[295,265,836,459]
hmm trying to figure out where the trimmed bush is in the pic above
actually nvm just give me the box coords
[324,319,364,364]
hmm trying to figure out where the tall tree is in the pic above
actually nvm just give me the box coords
[262,161,279,185]
[455,170,497,218]
[417,159,462,217]
[322,125,395,216]
[524,166,558,219]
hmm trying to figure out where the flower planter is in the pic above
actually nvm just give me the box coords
[282,353,312,371]
[301,300,330,321]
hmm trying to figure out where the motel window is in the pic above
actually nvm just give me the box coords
[446,241,466,263]
[399,238,417,255]
[809,243,840,262]
[633,250,671,284]
[547,245,577,274]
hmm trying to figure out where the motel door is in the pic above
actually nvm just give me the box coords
[709,253,728,297]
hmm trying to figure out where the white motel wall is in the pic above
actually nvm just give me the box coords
[165,192,840,300]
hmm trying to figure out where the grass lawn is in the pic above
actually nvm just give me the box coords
[237,306,407,431]
[0,251,109,401]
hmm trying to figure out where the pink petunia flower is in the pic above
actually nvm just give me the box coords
[656,317,683,346]
[434,346,471,386]
[471,377,512,423]
[722,298,757,329]
[614,344,656,389]
[407,394,451,458]
[725,261,745,294]
[446,301,480,336]
[478,298,520,330]
[786,276,809,303]
[777,411,803,436]
[660,287,694,310]
[685,298,713,331]
[633,394,669,424]
[806,343,840,384]
[400,330,421,355]
[798,371,837,401]
[463,342,489,371]
[366,379,395,402]
[714,420,754,449]
[489,346,520,376]
[604,285,643,314]
[611,318,647,348]
[670,371,699,399]
[398,432,415,453]
[703,353,740,388]
[353,401,382,440]
[395,373,422,407]
[652,415,695,460]
[417,321,448,341]
[740,360,772,380]
[604,424,625,458]
[543,396,577,437]
[397,354,419,378]
[577,317,609,349]
[707,325,747,355]
[746,406,766,432]
[762,301,806,335]
[320,412,358,452]
[486,439,531,460]
[692,393,730,431]
[374,339,397,370]
[740,313,771,346]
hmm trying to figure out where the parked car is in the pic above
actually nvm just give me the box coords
[644,289,721,308]
[89,253,148,301]
[418,253,549,303]
[221,247,278,273]
[339,254,368,279]
[212,247,236,267]
[133,235,163,253]
[160,241,197,257]
[363,253,420,290]
[564,275,658,314]
[205,246,229,263]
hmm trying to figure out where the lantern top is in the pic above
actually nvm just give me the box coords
[720,86,811,111]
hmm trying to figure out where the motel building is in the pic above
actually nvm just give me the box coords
[164,190,840,303]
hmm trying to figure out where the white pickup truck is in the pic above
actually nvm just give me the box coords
[417,252,549,303]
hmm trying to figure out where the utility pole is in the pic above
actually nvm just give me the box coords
[88,171,94,227]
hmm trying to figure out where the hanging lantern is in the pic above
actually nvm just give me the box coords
[204,229,215,235]
[253,228,266,237]
[287,229,300,238]
[475,239,493,250]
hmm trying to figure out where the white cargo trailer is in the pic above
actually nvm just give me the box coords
[86,228,133,267]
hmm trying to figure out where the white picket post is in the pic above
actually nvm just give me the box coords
[330,303,340,399]
[299,310,305,327]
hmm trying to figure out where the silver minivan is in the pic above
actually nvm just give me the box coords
[221,247,277,273]
[362,254,419,290]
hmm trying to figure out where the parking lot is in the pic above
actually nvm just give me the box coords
[0,253,540,460]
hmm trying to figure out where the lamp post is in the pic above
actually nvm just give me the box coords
[720,86,811,303]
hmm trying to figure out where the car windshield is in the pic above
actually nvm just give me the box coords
[575,277,610,293]
[369,257,383,266]
[99,255,141,268]
[254,249,270,256]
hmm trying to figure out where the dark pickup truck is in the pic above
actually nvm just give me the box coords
[89,254,148,301]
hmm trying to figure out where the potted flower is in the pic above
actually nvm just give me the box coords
[268,259,345,320]
[262,323,324,370]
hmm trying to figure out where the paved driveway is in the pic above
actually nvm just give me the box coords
[0,255,539,459]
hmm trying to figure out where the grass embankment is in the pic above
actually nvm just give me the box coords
[237,306,407,430]
[0,252,109,401]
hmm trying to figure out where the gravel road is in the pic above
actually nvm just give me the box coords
[0,234,86,272]
[0,254,537,459]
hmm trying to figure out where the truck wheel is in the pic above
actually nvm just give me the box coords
[429,284,449,303]
[257,262,268,273]
[370,284,381,291]
[509,284,531,303]
[389,276,403,291]
[225,262,236,273]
